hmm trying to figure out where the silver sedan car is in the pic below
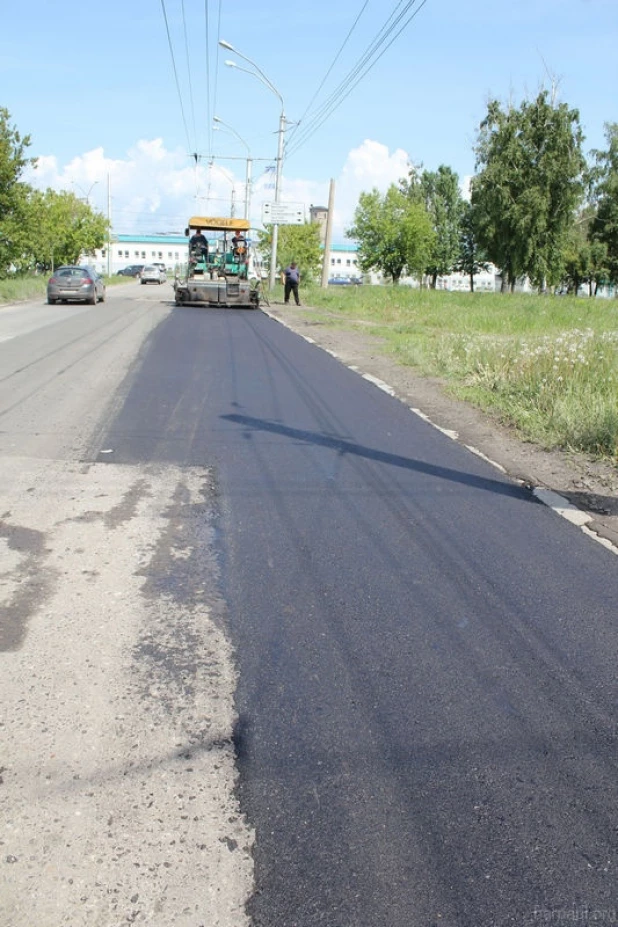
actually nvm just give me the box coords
[140,264,167,285]
[47,265,106,305]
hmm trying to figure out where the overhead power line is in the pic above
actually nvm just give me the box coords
[286,0,371,149]
[205,0,224,205]
[160,0,193,153]
[181,0,198,152]
[204,0,212,156]
[287,0,430,159]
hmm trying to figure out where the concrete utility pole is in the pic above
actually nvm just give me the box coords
[244,157,252,222]
[107,173,111,277]
[270,109,286,292]
[320,179,335,288]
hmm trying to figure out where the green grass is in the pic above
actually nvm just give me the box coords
[300,284,618,462]
[0,275,48,303]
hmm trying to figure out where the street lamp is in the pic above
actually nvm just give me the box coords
[219,40,285,291]
[213,116,252,221]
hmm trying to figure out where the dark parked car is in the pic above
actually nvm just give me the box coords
[116,264,145,277]
[47,265,105,305]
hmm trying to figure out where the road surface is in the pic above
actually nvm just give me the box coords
[2,286,617,927]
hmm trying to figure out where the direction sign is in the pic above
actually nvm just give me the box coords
[262,202,305,225]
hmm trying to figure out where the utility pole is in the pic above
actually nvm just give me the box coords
[269,108,286,293]
[107,173,111,277]
[320,179,336,288]
[244,157,252,222]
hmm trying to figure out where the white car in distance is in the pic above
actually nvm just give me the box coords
[140,265,167,285]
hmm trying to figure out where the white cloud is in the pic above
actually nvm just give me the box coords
[334,139,411,240]
[24,137,414,242]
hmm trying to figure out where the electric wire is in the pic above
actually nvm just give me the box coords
[204,0,224,206]
[159,0,193,153]
[288,0,413,149]
[286,0,370,149]
[181,0,198,154]
[287,0,429,158]
[287,0,419,156]
[210,0,224,147]
[204,0,212,156]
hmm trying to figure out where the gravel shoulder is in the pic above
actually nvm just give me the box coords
[265,301,618,553]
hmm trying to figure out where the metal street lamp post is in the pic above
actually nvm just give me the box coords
[220,40,285,291]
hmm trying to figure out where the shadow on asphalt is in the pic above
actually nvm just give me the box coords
[221,412,536,503]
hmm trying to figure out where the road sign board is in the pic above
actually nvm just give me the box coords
[262,202,305,225]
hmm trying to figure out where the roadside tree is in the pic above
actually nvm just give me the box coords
[590,123,618,284]
[256,222,322,281]
[403,165,464,288]
[27,188,109,271]
[472,91,586,291]
[0,108,36,276]
[562,204,610,296]
[347,185,434,284]
[455,201,490,292]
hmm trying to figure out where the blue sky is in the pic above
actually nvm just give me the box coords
[3,0,617,241]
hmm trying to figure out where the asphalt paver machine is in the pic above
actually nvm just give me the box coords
[173,216,261,308]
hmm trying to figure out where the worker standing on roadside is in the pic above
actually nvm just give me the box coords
[283,261,301,306]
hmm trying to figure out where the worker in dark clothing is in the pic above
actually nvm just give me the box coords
[231,231,247,260]
[189,228,209,261]
[284,262,301,306]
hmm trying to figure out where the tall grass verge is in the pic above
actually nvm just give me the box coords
[0,276,48,303]
[301,285,618,461]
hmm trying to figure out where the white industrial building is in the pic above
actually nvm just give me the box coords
[87,234,189,275]
[87,233,364,280]
[87,232,503,291]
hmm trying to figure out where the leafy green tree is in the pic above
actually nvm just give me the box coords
[563,218,593,295]
[588,239,611,295]
[455,201,490,292]
[471,91,586,291]
[404,165,464,288]
[590,123,618,284]
[471,100,523,291]
[256,222,322,281]
[26,188,109,271]
[346,185,434,284]
[560,202,609,295]
[0,108,36,276]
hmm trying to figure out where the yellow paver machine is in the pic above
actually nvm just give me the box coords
[173,216,262,309]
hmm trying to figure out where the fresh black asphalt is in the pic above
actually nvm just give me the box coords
[95,306,618,927]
